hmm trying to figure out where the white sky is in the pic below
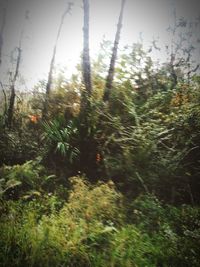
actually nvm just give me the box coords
[0,0,200,90]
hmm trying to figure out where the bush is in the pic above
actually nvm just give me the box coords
[0,177,125,267]
[0,128,40,166]
[0,159,57,200]
[129,194,200,267]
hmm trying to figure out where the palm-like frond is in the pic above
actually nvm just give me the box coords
[42,119,79,162]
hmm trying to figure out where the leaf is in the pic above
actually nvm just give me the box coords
[21,190,41,200]
[3,179,22,193]
[44,174,56,181]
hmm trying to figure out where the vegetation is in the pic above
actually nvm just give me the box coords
[0,0,200,266]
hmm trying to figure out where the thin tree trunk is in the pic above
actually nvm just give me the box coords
[169,8,178,89]
[42,45,56,119]
[6,46,22,128]
[5,10,29,128]
[82,0,92,96]
[0,81,7,120]
[170,53,178,89]
[42,2,73,119]
[0,7,7,126]
[78,0,93,177]
[0,7,6,66]
[103,0,126,102]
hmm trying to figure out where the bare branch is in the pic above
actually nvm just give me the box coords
[42,2,73,119]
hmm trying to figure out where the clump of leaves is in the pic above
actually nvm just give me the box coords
[65,176,124,224]
[0,159,56,200]
[42,118,80,163]
[0,127,40,166]
[129,194,200,267]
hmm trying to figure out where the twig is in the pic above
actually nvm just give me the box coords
[135,171,150,194]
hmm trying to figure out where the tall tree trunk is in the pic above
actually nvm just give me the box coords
[0,7,6,66]
[78,0,93,177]
[170,53,178,89]
[6,46,22,128]
[5,10,29,128]
[0,7,7,126]
[42,45,56,119]
[82,0,92,96]
[42,2,73,119]
[0,81,7,121]
[103,0,126,102]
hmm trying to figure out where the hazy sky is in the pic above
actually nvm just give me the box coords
[0,0,200,90]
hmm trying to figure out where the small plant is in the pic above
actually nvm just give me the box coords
[43,118,80,163]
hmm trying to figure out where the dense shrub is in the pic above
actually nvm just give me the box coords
[1,176,199,267]
[129,194,200,267]
[0,160,57,200]
[0,177,141,267]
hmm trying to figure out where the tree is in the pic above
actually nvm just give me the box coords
[6,10,29,128]
[6,41,22,128]
[76,0,100,178]
[0,5,7,124]
[42,2,73,119]
[0,6,6,67]
[166,9,200,88]
[82,0,92,97]
[103,0,126,102]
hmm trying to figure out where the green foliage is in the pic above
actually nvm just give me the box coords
[66,177,123,224]
[0,127,40,166]
[129,194,200,267]
[0,178,112,266]
[110,225,153,267]
[130,194,179,267]
[43,118,79,162]
[0,27,200,267]
[95,77,200,203]
[0,159,56,200]
[1,177,199,267]
[0,177,128,267]
[41,117,80,177]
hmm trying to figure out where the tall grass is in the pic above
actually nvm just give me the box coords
[0,177,200,267]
